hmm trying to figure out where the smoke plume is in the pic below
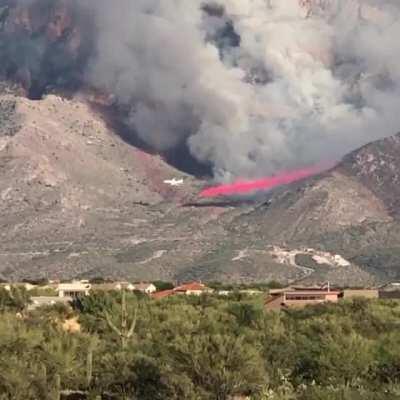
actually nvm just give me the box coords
[2,0,400,180]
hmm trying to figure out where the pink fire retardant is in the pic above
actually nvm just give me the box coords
[200,163,335,198]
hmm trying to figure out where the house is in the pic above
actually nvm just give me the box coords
[239,289,263,296]
[341,289,379,299]
[265,286,340,311]
[133,282,157,294]
[21,283,37,291]
[1,283,37,292]
[379,282,400,299]
[91,282,136,292]
[28,296,72,311]
[173,282,213,296]
[151,282,213,299]
[217,290,232,296]
[57,281,91,298]
[380,282,400,290]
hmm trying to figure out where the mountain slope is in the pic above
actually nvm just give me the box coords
[1,88,400,285]
[231,133,400,284]
[0,90,207,280]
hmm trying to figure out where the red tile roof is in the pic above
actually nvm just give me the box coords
[151,282,211,300]
[151,289,175,300]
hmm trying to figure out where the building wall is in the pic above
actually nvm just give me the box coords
[284,299,328,308]
[342,289,379,299]
[57,283,91,297]
[379,290,400,299]
[185,290,204,296]
[265,292,339,310]
[325,293,340,302]
[144,284,156,294]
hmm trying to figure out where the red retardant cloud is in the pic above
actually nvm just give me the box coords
[199,163,334,198]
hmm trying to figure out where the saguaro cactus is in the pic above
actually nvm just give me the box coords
[37,363,48,400]
[86,346,93,388]
[53,374,61,400]
[105,290,137,349]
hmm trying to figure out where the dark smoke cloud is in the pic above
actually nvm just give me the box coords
[2,0,400,180]
[0,0,93,97]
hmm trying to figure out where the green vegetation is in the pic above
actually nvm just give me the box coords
[0,286,30,312]
[0,292,400,399]
[152,281,175,291]
[0,97,21,137]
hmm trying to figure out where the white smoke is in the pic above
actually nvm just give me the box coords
[83,0,400,179]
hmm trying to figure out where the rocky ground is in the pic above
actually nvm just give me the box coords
[0,87,399,285]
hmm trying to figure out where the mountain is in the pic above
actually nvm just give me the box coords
[1,85,400,285]
[230,133,400,285]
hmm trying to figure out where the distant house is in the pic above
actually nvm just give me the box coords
[173,282,213,296]
[380,291,400,300]
[239,289,263,296]
[341,289,379,299]
[379,282,400,299]
[91,282,136,292]
[151,282,213,299]
[217,290,232,296]
[21,283,37,291]
[380,282,400,291]
[57,282,91,298]
[133,283,157,294]
[28,296,72,311]
[1,283,37,292]
[265,286,340,311]
[91,282,156,294]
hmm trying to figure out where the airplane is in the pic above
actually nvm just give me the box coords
[163,178,184,186]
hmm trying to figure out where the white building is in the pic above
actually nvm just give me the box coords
[57,282,91,298]
[1,283,37,292]
[28,296,72,311]
[133,283,157,294]
[174,282,213,296]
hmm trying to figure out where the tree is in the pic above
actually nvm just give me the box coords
[152,281,174,291]
[0,286,30,313]
[227,302,263,328]
[167,333,265,399]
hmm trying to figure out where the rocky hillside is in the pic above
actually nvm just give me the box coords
[231,133,400,285]
[0,87,399,285]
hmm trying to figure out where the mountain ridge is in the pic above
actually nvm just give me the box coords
[0,89,399,285]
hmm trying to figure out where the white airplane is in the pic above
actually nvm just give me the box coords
[163,178,184,186]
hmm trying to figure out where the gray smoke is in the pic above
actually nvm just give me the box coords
[10,0,400,179]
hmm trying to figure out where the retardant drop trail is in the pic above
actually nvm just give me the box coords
[199,163,333,198]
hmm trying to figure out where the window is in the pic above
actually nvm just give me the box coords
[286,294,325,301]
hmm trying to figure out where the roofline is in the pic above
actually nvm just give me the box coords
[284,291,341,295]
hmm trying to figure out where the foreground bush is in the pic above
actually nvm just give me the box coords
[0,293,400,399]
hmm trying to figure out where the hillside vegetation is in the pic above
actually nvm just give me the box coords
[1,288,400,399]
